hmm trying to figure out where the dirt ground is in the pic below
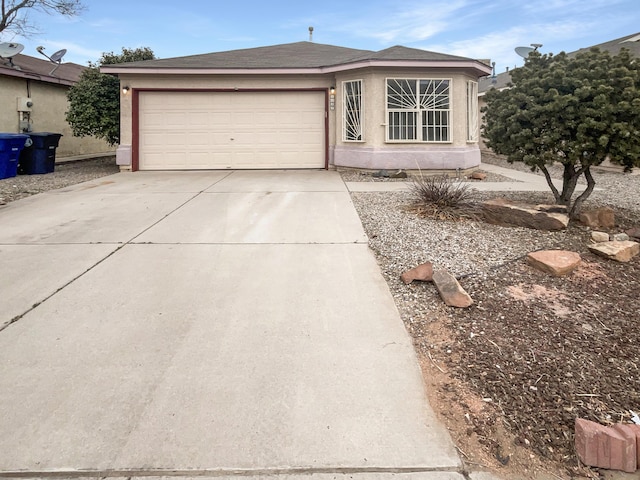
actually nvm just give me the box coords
[405,205,640,479]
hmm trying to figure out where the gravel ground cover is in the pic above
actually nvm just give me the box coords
[347,156,640,479]
[340,168,517,183]
[0,156,118,204]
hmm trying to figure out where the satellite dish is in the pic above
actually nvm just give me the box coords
[50,49,66,62]
[35,46,67,75]
[515,46,535,58]
[0,42,24,57]
[0,42,24,68]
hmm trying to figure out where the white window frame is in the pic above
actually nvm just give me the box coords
[342,79,364,142]
[466,80,479,142]
[385,78,452,143]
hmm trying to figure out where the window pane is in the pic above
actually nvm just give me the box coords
[466,81,479,142]
[387,79,417,109]
[389,111,416,140]
[343,80,363,141]
[422,110,449,142]
[419,80,450,110]
[387,78,449,142]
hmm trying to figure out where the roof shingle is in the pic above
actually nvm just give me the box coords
[107,41,485,71]
[0,53,85,85]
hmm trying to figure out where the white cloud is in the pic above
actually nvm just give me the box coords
[420,19,597,72]
[335,0,473,44]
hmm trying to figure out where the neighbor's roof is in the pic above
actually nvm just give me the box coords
[101,41,492,76]
[570,31,640,58]
[479,31,640,94]
[0,53,85,86]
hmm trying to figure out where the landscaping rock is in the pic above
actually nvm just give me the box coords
[612,233,630,242]
[536,204,568,214]
[469,172,487,181]
[627,227,640,241]
[400,262,433,284]
[588,241,640,263]
[389,169,408,179]
[527,250,582,276]
[432,270,473,308]
[579,207,616,229]
[592,231,610,243]
[372,169,389,178]
[482,198,569,231]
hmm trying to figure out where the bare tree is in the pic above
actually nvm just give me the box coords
[0,1,85,37]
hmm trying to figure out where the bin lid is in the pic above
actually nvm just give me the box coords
[0,133,29,139]
[29,132,63,138]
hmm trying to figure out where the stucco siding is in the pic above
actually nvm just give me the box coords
[333,145,481,170]
[0,77,114,159]
[332,69,481,169]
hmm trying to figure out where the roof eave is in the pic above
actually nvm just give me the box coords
[0,67,75,86]
[101,59,493,77]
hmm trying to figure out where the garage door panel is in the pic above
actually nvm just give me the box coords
[139,91,324,170]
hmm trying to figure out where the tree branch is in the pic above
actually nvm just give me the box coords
[0,0,83,36]
[539,164,561,202]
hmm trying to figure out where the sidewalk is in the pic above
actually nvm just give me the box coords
[345,163,582,193]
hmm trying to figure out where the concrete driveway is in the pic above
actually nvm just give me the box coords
[0,170,462,479]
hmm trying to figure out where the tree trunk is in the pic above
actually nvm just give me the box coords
[559,163,581,206]
[569,167,596,218]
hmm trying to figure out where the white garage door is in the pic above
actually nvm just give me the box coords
[138,91,325,170]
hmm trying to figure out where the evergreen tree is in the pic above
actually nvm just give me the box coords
[482,48,640,217]
[66,47,155,146]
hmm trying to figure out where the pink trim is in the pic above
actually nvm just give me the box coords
[101,60,492,77]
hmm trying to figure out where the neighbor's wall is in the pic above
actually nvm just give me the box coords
[332,68,482,170]
[0,76,114,159]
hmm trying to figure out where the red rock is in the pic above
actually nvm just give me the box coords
[527,250,581,276]
[432,270,473,308]
[588,240,640,262]
[482,198,569,231]
[612,424,638,472]
[469,172,487,181]
[579,207,616,229]
[591,231,610,243]
[626,227,640,241]
[400,262,434,284]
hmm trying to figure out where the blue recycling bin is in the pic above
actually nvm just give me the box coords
[18,132,63,175]
[0,133,29,180]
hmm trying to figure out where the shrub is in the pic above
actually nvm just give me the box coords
[408,174,479,220]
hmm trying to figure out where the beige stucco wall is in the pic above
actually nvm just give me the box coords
[0,76,115,159]
[116,69,483,171]
[332,68,482,170]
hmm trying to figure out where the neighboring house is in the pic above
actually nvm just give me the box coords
[101,41,491,172]
[0,53,114,159]
[478,31,640,150]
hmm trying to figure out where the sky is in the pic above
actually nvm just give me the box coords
[2,0,639,74]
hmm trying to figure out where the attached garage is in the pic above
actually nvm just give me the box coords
[137,90,326,170]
